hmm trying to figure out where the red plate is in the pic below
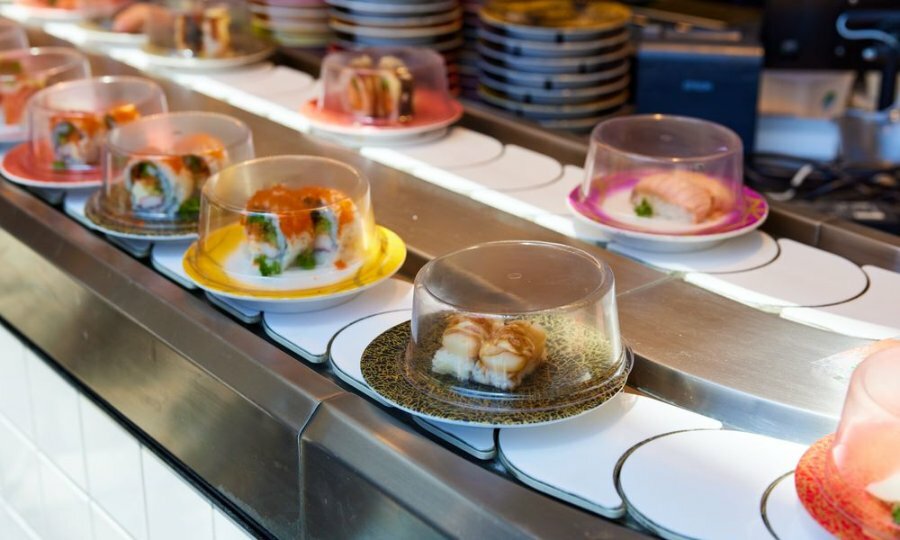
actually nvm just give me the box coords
[1,143,102,189]
[796,434,899,539]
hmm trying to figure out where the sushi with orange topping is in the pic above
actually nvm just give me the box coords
[242,184,363,277]
[51,103,140,171]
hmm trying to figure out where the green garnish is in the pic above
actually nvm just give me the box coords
[176,197,200,218]
[52,160,66,171]
[246,214,278,244]
[295,249,316,270]
[634,197,653,217]
[182,154,208,176]
[893,503,900,525]
[312,210,333,236]
[253,255,281,277]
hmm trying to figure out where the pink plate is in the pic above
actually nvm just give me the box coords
[569,177,768,237]
[299,90,463,139]
[1,143,102,189]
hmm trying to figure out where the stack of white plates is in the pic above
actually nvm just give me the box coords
[250,0,331,50]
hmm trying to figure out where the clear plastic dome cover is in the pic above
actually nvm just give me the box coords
[91,111,253,234]
[0,20,28,51]
[0,48,89,133]
[407,241,626,411]
[315,47,458,127]
[825,342,900,538]
[146,0,262,58]
[26,76,167,173]
[189,155,378,292]
[575,114,745,235]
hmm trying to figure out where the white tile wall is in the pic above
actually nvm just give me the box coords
[91,503,133,540]
[37,454,92,540]
[0,325,33,439]
[142,448,214,540]
[80,396,148,540]
[27,350,88,490]
[0,323,256,540]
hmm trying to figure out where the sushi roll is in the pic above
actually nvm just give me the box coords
[125,133,224,219]
[51,104,140,171]
[243,185,361,277]
[432,316,547,391]
[344,55,415,123]
[174,4,231,58]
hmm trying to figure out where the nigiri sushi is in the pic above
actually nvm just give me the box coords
[432,316,547,391]
[630,170,734,224]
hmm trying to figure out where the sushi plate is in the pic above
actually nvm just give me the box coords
[84,191,199,242]
[0,143,102,190]
[182,225,407,313]
[361,321,633,428]
[792,434,892,539]
[142,42,275,72]
[567,185,770,253]
[77,19,147,46]
[299,94,463,143]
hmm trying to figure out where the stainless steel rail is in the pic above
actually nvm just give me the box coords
[0,28,892,539]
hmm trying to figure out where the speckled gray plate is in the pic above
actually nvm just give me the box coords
[361,321,633,427]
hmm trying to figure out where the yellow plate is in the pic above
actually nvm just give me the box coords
[183,224,406,302]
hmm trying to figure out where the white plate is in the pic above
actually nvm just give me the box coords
[685,239,869,309]
[368,127,504,170]
[0,155,101,190]
[329,310,497,460]
[567,196,769,253]
[142,45,275,72]
[304,115,459,147]
[609,231,780,274]
[617,429,808,540]
[499,393,721,518]
[77,22,147,46]
[205,292,261,324]
[781,264,900,339]
[88,220,198,243]
[263,278,413,362]
[150,241,197,290]
[453,145,562,192]
[762,472,833,540]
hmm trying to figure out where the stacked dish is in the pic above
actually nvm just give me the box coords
[299,47,463,145]
[249,0,331,50]
[86,111,254,240]
[325,0,463,94]
[2,76,166,190]
[182,155,406,312]
[144,0,274,70]
[477,0,633,133]
[459,0,483,97]
[567,114,768,252]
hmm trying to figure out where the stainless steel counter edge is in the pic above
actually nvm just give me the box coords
[302,393,646,539]
[0,180,342,538]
